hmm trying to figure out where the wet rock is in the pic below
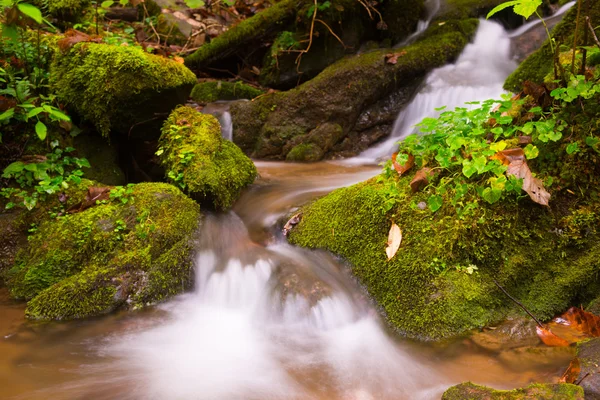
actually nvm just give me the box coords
[190,81,264,104]
[271,261,332,307]
[0,213,28,278]
[442,382,584,399]
[470,317,540,352]
[575,338,600,399]
[230,19,478,161]
[498,345,576,372]
[73,132,126,186]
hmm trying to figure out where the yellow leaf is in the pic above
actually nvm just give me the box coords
[386,223,402,260]
[490,141,507,152]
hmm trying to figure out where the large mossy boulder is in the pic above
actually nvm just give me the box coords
[158,106,257,210]
[51,42,197,137]
[288,175,600,340]
[6,182,201,319]
[442,382,584,399]
[229,19,479,160]
[504,0,600,92]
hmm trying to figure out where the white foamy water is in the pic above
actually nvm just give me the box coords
[202,101,235,141]
[97,214,445,400]
[395,0,441,47]
[358,19,516,162]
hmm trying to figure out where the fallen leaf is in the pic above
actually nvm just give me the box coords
[173,56,185,64]
[283,213,302,237]
[385,50,406,65]
[391,152,414,176]
[57,29,101,52]
[67,187,111,214]
[560,357,581,383]
[536,325,570,347]
[385,223,402,260]
[410,167,434,192]
[555,307,600,338]
[492,148,551,206]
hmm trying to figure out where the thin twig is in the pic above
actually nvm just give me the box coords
[576,372,591,386]
[294,0,318,67]
[586,16,600,49]
[315,19,348,49]
[572,0,582,76]
[357,0,373,19]
[492,278,544,328]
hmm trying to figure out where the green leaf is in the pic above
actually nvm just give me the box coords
[2,161,25,177]
[523,144,539,159]
[184,0,205,7]
[26,107,44,119]
[473,155,488,174]
[513,0,542,19]
[35,121,47,140]
[47,108,70,121]
[101,0,114,8]
[17,3,43,24]
[481,187,503,204]
[462,159,477,178]
[566,142,580,155]
[0,107,14,121]
[547,130,562,142]
[427,195,443,212]
[486,1,520,19]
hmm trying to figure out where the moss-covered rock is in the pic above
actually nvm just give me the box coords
[230,19,478,160]
[442,382,584,399]
[74,132,126,186]
[573,338,600,398]
[51,42,197,137]
[190,81,264,103]
[504,0,600,92]
[6,182,201,319]
[185,0,299,68]
[158,106,257,210]
[288,173,600,340]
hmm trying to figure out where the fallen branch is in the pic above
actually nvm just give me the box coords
[492,278,544,328]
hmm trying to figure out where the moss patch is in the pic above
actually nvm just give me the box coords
[289,174,600,340]
[190,81,264,103]
[7,182,201,319]
[51,42,197,137]
[158,106,257,210]
[442,382,584,399]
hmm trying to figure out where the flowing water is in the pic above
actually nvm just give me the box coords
[0,12,578,400]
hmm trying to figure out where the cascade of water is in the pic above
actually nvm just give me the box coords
[98,213,446,400]
[395,0,441,47]
[202,101,235,141]
[358,19,516,162]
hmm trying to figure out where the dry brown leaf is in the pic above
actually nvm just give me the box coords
[57,29,101,52]
[67,187,111,214]
[410,167,434,193]
[391,152,414,176]
[536,325,570,347]
[560,357,581,383]
[283,213,302,237]
[385,50,407,65]
[492,148,551,206]
[385,223,402,260]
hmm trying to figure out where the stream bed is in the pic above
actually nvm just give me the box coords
[0,161,575,400]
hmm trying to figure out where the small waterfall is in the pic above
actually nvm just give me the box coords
[395,0,441,47]
[359,19,516,161]
[99,213,445,400]
[202,101,235,141]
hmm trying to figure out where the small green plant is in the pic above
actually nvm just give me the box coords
[109,183,135,204]
[1,144,90,210]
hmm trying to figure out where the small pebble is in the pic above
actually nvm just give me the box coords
[418,201,427,210]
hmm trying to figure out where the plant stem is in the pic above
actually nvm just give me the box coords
[572,0,582,76]
[536,10,555,55]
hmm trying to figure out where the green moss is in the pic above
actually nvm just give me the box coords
[185,0,299,67]
[190,81,264,103]
[442,382,584,399]
[51,42,197,137]
[436,0,505,20]
[289,173,600,340]
[7,182,201,319]
[158,106,257,210]
[40,0,92,20]
[286,143,324,162]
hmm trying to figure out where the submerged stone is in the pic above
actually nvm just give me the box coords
[158,106,257,210]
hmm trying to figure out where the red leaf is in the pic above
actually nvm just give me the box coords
[536,325,570,347]
[410,167,435,193]
[391,152,414,176]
